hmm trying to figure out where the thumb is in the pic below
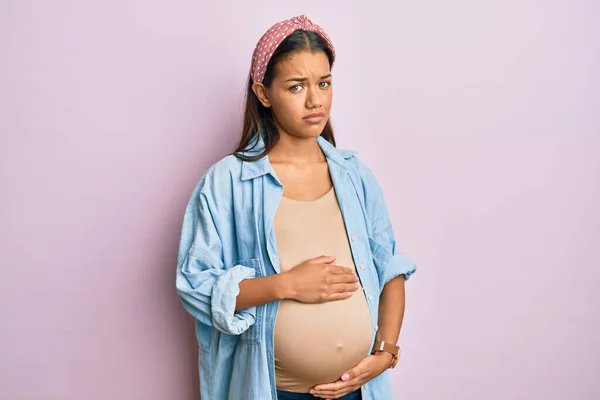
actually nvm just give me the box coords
[341,370,353,381]
[342,363,363,381]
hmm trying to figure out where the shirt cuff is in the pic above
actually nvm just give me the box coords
[210,265,257,334]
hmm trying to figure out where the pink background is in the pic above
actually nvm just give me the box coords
[1,1,598,399]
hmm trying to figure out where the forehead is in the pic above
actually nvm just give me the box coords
[274,51,331,78]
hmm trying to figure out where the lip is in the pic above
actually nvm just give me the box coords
[303,112,326,124]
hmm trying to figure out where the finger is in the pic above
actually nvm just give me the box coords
[327,265,358,275]
[342,365,365,381]
[321,387,359,399]
[308,255,336,264]
[324,291,354,301]
[330,273,360,284]
[311,371,367,392]
[312,374,369,398]
[330,282,359,294]
[311,380,347,392]
[311,381,363,398]
[312,360,371,396]
[318,389,355,400]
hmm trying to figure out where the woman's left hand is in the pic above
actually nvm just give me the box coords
[309,353,392,399]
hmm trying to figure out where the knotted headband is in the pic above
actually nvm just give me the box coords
[250,15,336,83]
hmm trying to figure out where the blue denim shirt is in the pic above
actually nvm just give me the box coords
[176,135,416,400]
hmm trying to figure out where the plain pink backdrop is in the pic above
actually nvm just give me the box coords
[1,1,598,399]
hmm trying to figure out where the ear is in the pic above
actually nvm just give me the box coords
[252,82,271,108]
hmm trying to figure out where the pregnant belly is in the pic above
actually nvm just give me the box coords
[274,292,373,392]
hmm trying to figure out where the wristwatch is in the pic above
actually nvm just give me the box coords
[371,340,401,369]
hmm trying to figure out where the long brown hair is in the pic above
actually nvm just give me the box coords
[233,30,336,162]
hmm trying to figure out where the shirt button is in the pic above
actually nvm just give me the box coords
[375,325,379,331]
[359,264,365,270]
[351,235,357,242]
[368,294,373,301]
[364,383,369,390]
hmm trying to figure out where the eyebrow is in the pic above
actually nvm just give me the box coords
[284,74,332,83]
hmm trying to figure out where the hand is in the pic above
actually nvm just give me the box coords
[283,256,359,303]
[309,353,392,399]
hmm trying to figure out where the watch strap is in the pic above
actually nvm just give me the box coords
[371,340,400,368]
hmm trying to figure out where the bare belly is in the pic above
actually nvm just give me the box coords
[274,290,373,392]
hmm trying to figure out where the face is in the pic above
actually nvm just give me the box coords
[252,50,333,139]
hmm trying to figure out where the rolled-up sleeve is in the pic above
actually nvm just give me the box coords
[175,172,257,335]
[370,223,417,286]
[358,161,417,287]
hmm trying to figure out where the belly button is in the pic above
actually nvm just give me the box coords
[337,343,344,350]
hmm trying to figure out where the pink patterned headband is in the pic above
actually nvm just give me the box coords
[250,15,336,83]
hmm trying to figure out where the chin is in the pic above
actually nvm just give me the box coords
[303,124,328,138]
[285,122,328,140]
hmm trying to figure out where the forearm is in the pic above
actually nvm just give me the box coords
[235,273,291,310]
[376,275,406,344]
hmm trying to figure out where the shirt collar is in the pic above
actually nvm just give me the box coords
[240,134,357,181]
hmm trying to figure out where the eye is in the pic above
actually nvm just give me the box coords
[319,81,331,89]
[289,84,303,92]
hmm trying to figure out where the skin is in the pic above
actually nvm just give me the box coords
[310,276,405,399]
[253,50,334,201]
[236,50,408,399]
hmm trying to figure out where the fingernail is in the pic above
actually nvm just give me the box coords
[342,373,350,381]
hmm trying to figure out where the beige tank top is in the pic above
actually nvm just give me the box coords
[273,187,373,392]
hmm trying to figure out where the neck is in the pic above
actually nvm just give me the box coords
[269,132,324,163]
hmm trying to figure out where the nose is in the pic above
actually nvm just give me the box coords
[305,86,322,109]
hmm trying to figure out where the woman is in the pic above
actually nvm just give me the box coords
[176,15,416,400]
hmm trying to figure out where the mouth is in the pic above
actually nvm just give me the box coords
[303,112,326,124]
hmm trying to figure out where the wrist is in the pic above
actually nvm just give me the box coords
[275,272,296,300]
[373,350,394,366]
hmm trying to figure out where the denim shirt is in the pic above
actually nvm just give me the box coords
[175,135,416,400]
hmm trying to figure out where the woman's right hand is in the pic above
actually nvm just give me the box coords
[282,256,360,303]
